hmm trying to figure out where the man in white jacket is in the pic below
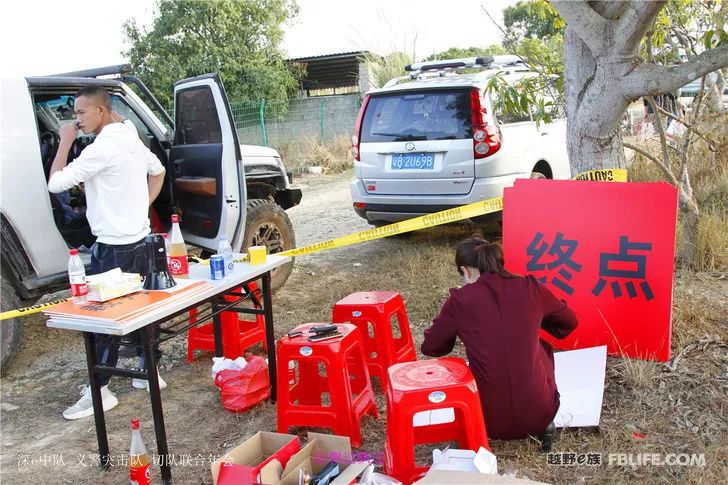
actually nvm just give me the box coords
[48,86,167,419]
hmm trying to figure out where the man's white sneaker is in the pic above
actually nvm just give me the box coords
[132,372,167,392]
[63,385,118,420]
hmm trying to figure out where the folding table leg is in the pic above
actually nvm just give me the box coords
[82,331,110,470]
[141,324,172,484]
[262,272,277,402]
[212,299,224,357]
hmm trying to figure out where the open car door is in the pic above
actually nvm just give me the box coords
[169,74,245,251]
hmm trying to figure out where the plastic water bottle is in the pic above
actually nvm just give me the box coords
[129,418,152,485]
[68,249,88,305]
[218,236,234,276]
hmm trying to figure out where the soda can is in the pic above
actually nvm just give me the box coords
[210,255,225,280]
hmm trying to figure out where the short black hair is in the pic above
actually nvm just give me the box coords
[75,86,112,110]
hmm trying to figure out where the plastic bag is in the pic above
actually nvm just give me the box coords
[211,355,248,379]
[214,355,270,413]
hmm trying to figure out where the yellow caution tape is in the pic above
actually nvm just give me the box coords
[574,168,628,182]
[0,298,70,321]
[280,197,503,258]
[0,168,626,321]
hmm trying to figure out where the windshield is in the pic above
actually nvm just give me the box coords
[361,89,473,142]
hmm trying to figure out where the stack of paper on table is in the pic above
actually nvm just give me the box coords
[45,278,213,325]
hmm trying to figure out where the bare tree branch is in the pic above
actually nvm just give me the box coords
[550,1,610,55]
[622,141,680,186]
[623,43,728,98]
[645,96,673,179]
[652,104,720,151]
[616,0,668,55]
[678,77,706,198]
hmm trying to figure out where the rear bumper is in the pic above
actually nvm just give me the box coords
[350,173,525,223]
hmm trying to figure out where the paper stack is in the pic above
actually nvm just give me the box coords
[45,278,213,326]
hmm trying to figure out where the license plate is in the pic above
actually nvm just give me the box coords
[391,153,435,170]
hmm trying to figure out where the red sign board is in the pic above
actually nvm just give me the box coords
[502,180,678,362]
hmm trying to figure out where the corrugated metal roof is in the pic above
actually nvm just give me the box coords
[288,51,374,62]
[289,51,376,90]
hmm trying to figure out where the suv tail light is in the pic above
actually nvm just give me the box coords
[351,95,371,161]
[470,88,501,159]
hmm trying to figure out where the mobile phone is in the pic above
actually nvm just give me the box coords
[308,331,343,343]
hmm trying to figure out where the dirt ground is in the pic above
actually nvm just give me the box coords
[1,173,727,484]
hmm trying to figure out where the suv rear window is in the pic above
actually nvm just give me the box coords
[361,89,472,142]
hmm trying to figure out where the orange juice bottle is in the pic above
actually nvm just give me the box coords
[168,214,188,278]
[129,418,151,485]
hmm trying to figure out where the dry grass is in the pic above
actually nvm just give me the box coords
[671,274,728,349]
[277,135,354,175]
[628,117,728,271]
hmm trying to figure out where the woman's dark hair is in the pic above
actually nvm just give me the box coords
[455,236,520,278]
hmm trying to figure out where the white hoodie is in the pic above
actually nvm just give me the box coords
[48,120,165,245]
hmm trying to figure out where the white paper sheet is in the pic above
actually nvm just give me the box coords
[553,345,607,428]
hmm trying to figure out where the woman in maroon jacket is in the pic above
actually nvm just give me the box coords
[421,236,578,450]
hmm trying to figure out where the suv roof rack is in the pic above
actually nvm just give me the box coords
[405,55,525,73]
[383,55,528,89]
[405,56,494,72]
[46,63,132,78]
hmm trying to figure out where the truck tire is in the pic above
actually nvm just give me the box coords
[242,199,296,292]
[0,277,23,376]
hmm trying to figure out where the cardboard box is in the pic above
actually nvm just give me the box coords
[211,431,300,485]
[268,433,370,485]
[415,470,550,485]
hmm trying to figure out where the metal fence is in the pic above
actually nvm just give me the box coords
[229,94,362,147]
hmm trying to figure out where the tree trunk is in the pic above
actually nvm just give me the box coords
[563,28,629,174]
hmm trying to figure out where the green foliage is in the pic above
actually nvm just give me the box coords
[646,0,727,62]
[423,44,506,62]
[485,34,565,127]
[485,73,560,127]
[513,35,564,75]
[123,0,300,109]
[503,0,564,49]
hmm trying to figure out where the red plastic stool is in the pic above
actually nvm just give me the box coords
[331,291,416,388]
[276,323,379,448]
[383,358,490,485]
[187,283,267,362]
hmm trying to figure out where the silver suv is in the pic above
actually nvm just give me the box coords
[0,65,302,374]
[349,56,570,225]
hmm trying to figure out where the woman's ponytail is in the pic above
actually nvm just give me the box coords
[456,235,520,279]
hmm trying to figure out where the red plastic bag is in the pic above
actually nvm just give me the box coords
[214,355,271,413]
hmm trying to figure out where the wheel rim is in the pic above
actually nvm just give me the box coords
[251,222,285,254]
